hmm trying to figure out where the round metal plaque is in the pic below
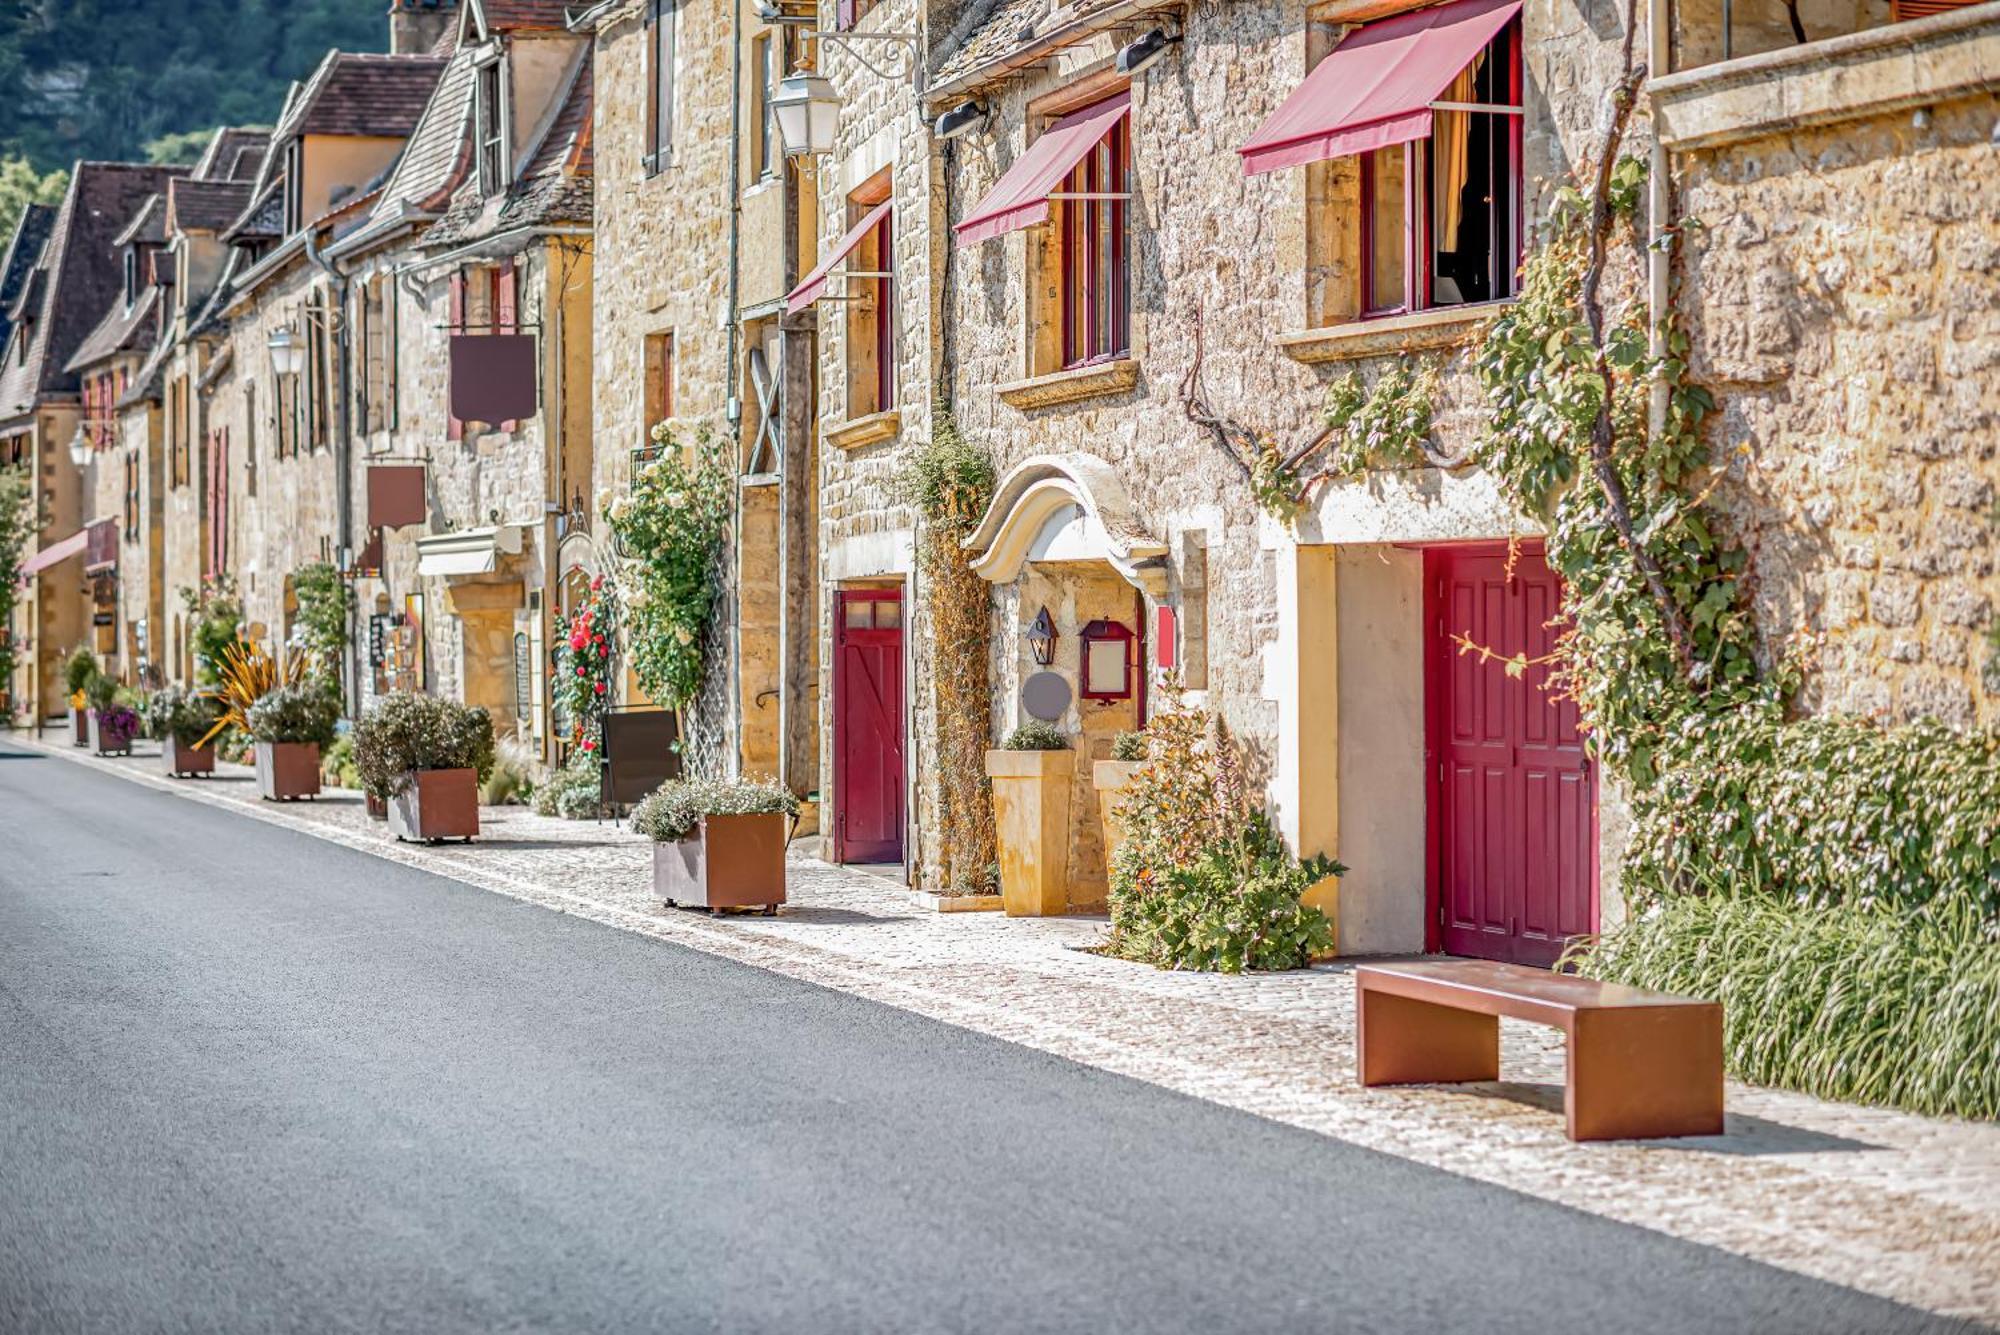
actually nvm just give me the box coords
[1020,671,1072,722]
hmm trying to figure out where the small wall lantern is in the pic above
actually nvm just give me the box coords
[266,326,304,378]
[1026,606,1057,666]
[1080,618,1136,701]
[771,73,840,157]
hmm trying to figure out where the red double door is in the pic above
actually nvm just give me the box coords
[834,589,905,865]
[1426,545,1597,967]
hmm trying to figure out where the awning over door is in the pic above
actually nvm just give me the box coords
[415,524,522,579]
[18,528,87,577]
[84,519,118,574]
[1238,0,1520,177]
[787,201,892,314]
[955,92,1130,247]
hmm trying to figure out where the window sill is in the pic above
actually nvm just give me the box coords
[1277,305,1505,365]
[1650,6,2000,150]
[825,409,901,451]
[995,358,1138,410]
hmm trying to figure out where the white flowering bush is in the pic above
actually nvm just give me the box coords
[605,420,732,710]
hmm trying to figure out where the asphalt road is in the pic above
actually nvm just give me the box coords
[0,741,1972,1335]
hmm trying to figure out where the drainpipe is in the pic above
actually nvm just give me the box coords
[725,0,746,779]
[1646,0,1673,436]
[305,231,360,721]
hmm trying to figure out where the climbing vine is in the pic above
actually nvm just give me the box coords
[900,402,998,896]
[288,561,351,695]
[0,465,33,706]
[552,575,617,753]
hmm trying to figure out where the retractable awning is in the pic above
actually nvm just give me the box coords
[415,524,522,579]
[1238,0,1520,177]
[786,201,892,314]
[955,92,1129,247]
[18,528,87,577]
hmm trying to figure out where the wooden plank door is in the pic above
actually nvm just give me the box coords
[834,589,905,864]
[1426,545,1596,967]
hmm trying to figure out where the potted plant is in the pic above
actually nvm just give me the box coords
[246,683,339,800]
[985,721,1075,917]
[352,692,496,842]
[1095,729,1149,867]
[84,675,138,756]
[152,686,221,777]
[63,646,98,747]
[635,776,798,914]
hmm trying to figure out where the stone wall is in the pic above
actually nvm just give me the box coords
[1680,89,2000,729]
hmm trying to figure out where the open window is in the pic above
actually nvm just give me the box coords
[645,0,677,176]
[475,57,509,197]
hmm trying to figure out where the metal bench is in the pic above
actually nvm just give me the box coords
[1355,960,1724,1141]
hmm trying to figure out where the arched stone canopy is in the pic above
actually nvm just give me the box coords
[963,453,1170,595]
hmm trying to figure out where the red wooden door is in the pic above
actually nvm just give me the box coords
[1426,545,1596,967]
[835,589,905,864]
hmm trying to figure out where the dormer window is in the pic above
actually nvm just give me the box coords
[476,58,508,197]
[123,249,137,306]
[283,141,304,233]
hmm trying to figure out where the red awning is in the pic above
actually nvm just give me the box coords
[786,201,892,314]
[84,518,117,574]
[18,528,87,578]
[955,92,1130,247]
[1239,0,1520,177]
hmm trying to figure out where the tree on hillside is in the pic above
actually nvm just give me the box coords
[0,157,67,246]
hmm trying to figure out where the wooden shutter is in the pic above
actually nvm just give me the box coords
[448,270,465,441]
[1892,0,1977,16]
[496,264,519,431]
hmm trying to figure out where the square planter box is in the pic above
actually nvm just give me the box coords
[986,748,1075,917]
[161,735,216,777]
[255,741,322,801]
[88,710,135,756]
[69,706,90,747]
[653,811,787,914]
[1093,759,1146,870]
[387,768,479,842]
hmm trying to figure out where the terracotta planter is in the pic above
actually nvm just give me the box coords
[653,811,787,913]
[986,748,1075,917]
[365,792,388,820]
[387,768,479,842]
[1093,759,1146,869]
[69,706,90,747]
[89,709,136,756]
[161,734,215,777]
[254,741,322,800]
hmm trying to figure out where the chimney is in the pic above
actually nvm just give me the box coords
[388,0,457,54]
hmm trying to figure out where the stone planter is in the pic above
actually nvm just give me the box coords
[161,735,215,777]
[653,811,787,914]
[1093,760,1146,869]
[387,768,479,842]
[254,741,322,801]
[69,706,90,747]
[986,748,1075,917]
[89,710,136,756]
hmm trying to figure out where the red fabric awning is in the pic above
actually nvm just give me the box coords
[955,92,1130,247]
[84,519,117,574]
[18,528,87,578]
[1238,0,1520,177]
[787,201,892,314]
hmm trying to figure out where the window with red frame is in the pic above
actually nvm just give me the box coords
[1359,17,1521,316]
[1057,103,1130,369]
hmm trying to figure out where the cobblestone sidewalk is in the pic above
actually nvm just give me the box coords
[14,732,1998,1326]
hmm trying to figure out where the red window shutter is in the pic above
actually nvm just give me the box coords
[496,265,519,431]
[836,0,854,30]
[448,270,466,441]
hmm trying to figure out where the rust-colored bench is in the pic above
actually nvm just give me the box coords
[1355,960,1724,1141]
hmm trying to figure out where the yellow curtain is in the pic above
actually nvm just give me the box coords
[1433,61,1482,253]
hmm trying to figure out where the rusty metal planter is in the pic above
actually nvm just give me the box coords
[89,710,136,756]
[161,735,215,777]
[365,792,388,820]
[653,811,787,913]
[69,707,90,747]
[254,741,322,801]
[387,768,479,842]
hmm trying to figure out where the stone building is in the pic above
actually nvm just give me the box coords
[0,161,185,721]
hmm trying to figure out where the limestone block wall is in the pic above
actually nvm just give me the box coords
[1680,91,2000,729]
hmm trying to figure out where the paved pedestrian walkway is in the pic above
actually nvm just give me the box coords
[11,731,1998,1327]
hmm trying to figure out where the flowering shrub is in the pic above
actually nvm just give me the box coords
[245,683,340,746]
[553,576,617,752]
[351,692,496,797]
[632,775,798,843]
[604,420,731,711]
[1000,720,1068,751]
[532,748,602,819]
[93,703,140,745]
[149,686,222,748]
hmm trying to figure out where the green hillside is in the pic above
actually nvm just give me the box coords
[0,1,387,174]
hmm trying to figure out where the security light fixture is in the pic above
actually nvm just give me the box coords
[1114,27,1180,77]
[267,325,304,378]
[772,72,841,157]
[933,99,989,142]
[1026,606,1058,666]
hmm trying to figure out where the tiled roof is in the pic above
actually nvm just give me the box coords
[421,46,593,248]
[275,51,449,143]
[194,127,273,183]
[371,47,479,218]
[0,203,55,372]
[64,284,161,374]
[222,181,285,244]
[931,0,1134,89]
[0,162,186,424]
[111,193,168,248]
[478,0,581,29]
[167,178,255,234]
